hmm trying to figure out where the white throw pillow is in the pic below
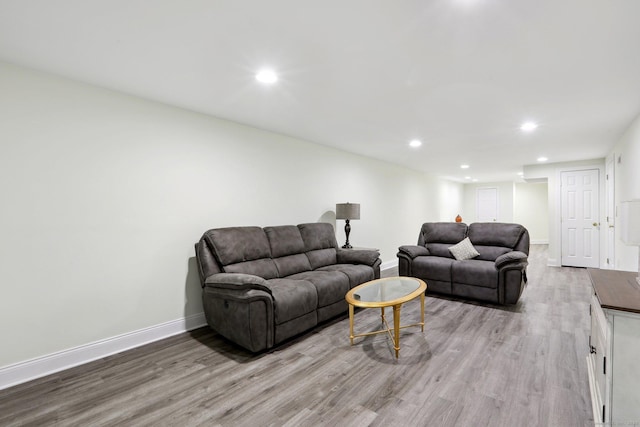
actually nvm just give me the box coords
[448,237,480,260]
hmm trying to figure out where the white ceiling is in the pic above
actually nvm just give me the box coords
[1,0,639,183]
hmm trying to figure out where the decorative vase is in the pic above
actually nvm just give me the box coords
[455,214,462,223]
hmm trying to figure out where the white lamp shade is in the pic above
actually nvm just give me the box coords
[621,200,640,245]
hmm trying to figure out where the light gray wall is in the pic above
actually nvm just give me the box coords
[436,179,464,223]
[462,181,549,244]
[514,182,549,244]
[611,114,640,271]
[0,62,458,368]
[462,181,515,224]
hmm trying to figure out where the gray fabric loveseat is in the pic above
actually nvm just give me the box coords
[397,222,529,305]
[195,222,381,352]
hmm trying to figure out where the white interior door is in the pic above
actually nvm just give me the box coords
[477,187,498,222]
[561,169,600,267]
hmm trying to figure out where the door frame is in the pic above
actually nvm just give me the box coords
[605,153,616,269]
[553,163,605,268]
[560,168,600,268]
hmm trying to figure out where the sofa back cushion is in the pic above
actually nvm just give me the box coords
[204,226,278,279]
[418,222,468,258]
[468,222,529,261]
[468,222,525,248]
[298,223,338,269]
[265,225,306,257]
[265,225,312,276]
[418,222,468,245]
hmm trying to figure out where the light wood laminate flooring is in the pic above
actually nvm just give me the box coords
[0,245,594,426]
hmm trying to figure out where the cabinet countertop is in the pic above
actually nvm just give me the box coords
[588,268,640,314]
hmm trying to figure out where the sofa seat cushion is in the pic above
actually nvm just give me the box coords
[451,259,498,289]
[287,270,350,307]
[265,279,318,324]
[412,256,454,282]
[317,264,374,288]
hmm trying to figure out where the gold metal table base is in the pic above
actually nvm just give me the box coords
[348,291,425,358]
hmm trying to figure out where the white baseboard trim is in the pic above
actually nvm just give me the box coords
[547,258,560,267]
[530,240,549,245]
[381,259,398,271]
[0,312,207,391]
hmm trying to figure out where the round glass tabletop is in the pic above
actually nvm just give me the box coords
[346,277,426,307]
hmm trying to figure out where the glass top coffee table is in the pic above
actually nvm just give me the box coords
[345,276,427,358]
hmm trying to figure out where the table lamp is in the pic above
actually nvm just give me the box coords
[336,203,360,249]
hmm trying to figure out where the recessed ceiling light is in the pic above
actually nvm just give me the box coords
[537,156,548,162]
[472,179,478,182]
[465,176,471,180]
[409,139,422,148]
[460,164,470,169]
[517,172,524,176]
[521,121,538,132]
[255,68,278,84]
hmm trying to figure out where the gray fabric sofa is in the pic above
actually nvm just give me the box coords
[195,222,381,352]
[397,222,530,305]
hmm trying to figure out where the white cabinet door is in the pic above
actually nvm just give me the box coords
[611,314,640,422]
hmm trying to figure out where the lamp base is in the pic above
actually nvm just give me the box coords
[342,219,352,249]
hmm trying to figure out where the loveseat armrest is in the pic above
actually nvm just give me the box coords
[337,249,380,266]
[495,251,528,269]
[397,245,430,259]
[204,273,273,295]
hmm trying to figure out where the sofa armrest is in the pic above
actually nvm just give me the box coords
[204,273,273,295]
[398,245,430,259]
[337,249,380,266]
[201,282,274,352]
[495,251,528,269]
